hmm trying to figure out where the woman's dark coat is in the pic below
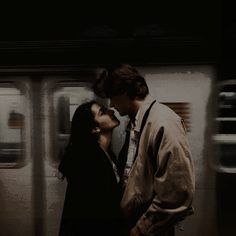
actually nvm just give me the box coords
[58,145,122,236]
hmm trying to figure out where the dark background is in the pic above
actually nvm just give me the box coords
[0,1,222,66]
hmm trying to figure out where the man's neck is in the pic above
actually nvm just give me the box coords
[128,99,144,122]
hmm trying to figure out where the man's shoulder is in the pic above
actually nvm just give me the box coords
[151,101,181,121]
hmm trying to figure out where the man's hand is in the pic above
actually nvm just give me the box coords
[130,226,143,236]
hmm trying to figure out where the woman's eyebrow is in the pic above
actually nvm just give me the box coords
[99,106,109,115]
[98,106,104,114]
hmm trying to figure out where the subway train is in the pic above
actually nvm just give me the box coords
[0,1,233,234]
[1,64,235,236]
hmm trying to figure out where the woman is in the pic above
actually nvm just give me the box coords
[58,100,122,236]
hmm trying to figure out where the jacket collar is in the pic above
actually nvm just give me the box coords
[133,95,156,132]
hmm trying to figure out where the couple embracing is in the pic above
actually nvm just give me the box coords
[58,64,195,236]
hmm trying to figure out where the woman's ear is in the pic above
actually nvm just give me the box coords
[91,127,101,134]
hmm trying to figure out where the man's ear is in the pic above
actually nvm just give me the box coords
[91,127,101,134]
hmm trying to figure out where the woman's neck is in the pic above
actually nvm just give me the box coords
[98,131,112,152]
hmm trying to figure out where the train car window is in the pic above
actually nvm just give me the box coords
[0,84,26,167]
[213,80,236,172]
[50,82,95,164]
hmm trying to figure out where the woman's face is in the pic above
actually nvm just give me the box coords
[91,103,120,132]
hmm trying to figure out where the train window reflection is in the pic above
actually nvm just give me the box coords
[218,144,236,167]
[0,86,25,167]
[212,80,236,172]
[53,84,94,162]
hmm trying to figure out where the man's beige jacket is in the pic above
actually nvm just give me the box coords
[120,97,195,236]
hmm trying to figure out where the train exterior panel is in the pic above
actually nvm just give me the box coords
[0,65,227,236]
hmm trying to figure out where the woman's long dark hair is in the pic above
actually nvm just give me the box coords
[58,100,98,178]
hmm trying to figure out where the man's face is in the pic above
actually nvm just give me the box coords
[109,93,131,116]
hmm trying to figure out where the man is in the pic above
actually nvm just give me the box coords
[93,64,195,236]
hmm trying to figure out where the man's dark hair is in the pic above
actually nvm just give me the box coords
[93,64,149,100]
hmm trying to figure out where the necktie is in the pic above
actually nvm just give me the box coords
[117,122,131,179]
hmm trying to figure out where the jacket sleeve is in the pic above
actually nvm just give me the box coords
[135,122,195,235]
